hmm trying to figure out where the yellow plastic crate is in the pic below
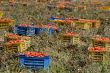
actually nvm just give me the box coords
[0,23,10,29]
[61,32,80,45]
[5,33,31,48]
[91,37,110,51]
[0,19,15,29]
[88,47,109,65]
[21,36,31,48]
[0,11,3,18]
[72,19,100,29]
[9,20,16,25]
[100,6,110,11]
[4,40,27,53]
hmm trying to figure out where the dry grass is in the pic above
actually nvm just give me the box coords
[0,0,110,73]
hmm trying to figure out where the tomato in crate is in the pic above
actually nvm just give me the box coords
[5,33,21,41]
[19,52,50,69]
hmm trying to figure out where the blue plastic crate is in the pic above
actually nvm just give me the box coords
[50,16,64,21]
[35,28,43,34]
[35,27,57,35]
[19,54,50,69]
[13,25,35,36]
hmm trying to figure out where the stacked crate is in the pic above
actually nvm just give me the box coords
[19,52,50,69]
[88,47,109,65]
[71,19,100,30]
[50,16,100,30]
[4,40,27,53]
[91,37,110,51]
[14,24,35,36]
[5,33,31,48]
[88,36,110,64]
[61,32,80,45]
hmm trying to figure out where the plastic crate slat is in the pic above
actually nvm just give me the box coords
[17,31,26,33]
[24,62,44,65]
[24,60,44,63]
[26,65,44,69]
[17,30,26,32]
[24,58,44,60]
[19,55,50,69]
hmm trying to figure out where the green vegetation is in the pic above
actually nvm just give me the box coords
[0,0,110,73]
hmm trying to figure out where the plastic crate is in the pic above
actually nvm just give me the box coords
[0,23,11,29]
[4,40,27,53]
[5,33,31,48]
[35,28,42,34]
[71,19,100,29]
[91,37,110,51]
[0,11,3,18]
[19,52,50,69]
[61,32,80,45]
[50,16,64,21]
[0,18,15,29]
[21,36,31,48]
[88,47,109,65]
[99,6,110,11]
[14,24,35,36]
[35,25,58,35]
